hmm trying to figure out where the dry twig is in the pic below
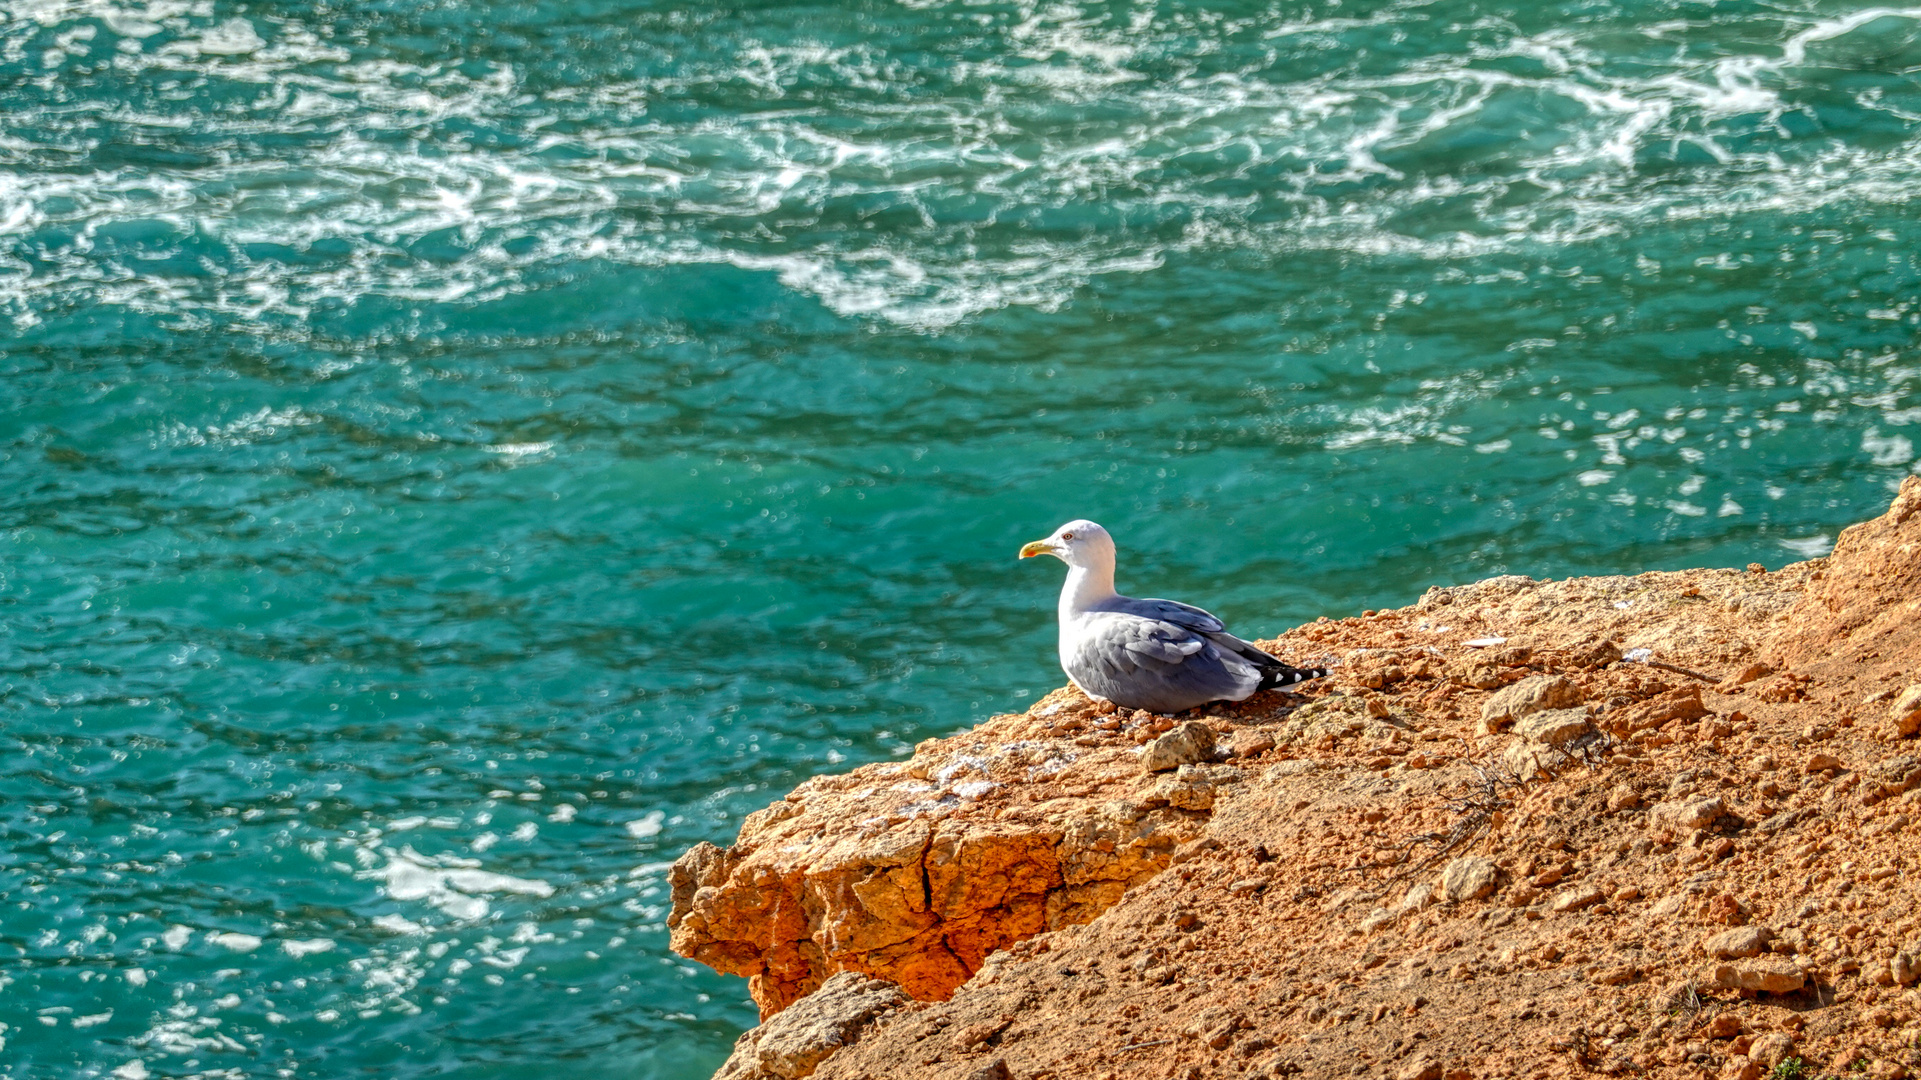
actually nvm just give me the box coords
[1637,659,1721,683]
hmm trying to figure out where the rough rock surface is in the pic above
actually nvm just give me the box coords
[667,701,1220,1015]
[674,478,1921,1080]
[1480,675,1582,731]
[1891,685,1921,741]
[1439,857,1502,903]
[712,971,908,1080]
[1513,707,1592,748]
[1142,721,1218,772]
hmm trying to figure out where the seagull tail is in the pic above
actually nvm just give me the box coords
[1258,664,1327,693]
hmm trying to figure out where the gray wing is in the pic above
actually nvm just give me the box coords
[1113,595,1286,670]
[1112,596,1225,634]
[1065,611,1264,714]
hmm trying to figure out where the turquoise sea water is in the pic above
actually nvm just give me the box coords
[3,0,1919,1075]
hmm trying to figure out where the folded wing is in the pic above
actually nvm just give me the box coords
[1068,611,1264,714]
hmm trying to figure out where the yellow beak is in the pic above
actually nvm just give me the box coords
[1019,539,1053,560]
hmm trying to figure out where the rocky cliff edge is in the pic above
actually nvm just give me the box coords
[672,477,1921,1080]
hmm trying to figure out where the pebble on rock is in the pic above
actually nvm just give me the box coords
[1804,751,1844,774]
[1745,1032,1797,1068]
[1606,784,1642,812]
[1649,795,1724,833]
[1702,926,1773,959]
[1230,730,1276,758]
[1705,960,1805,995]
[1440,857,1501,902]
[1141,722,1217,773]
[1480,675,1582,732]
[1551,885,1604,913]
[1890,685,1921,739]
[1891,945,1921,987]
[1514,707,1592,748]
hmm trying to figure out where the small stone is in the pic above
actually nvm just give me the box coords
[1891,685,1921,739]
[1169,837,1221,865]
[1440,857,1502,902]
[1148,770,1216,810]
[1396,1057,1443,1080]
[1720,1057,1762,1080]
[1606,784,1642,812]
[1706,961,1805,995]
[1183,1008,1242,1043]
[955,1020,1009,1048]
[1564,637,1623,670]
[1805,752,1845,774]
[1591,963,1637,986]
[1703,926,1774,959]
[1746,1032,1796,1068]
[1142,722,1217,773]
[1613,885,1641,902]
[1611,685,1710,733]
[1230,730,1276,758]
[1552,885,1604,913]
[1751,754,1777,773]
[1228,877,1267,897]
[1707,1014,1743,1038]
[1719,663,1773,691]
[1892,946,1921,986]
[1503,740,1563,781]
[1481,675,1583,731]
[1649,795,1724,833]
[1319,887,1378,914]
[1460,662,1506,691]
[1515,707,1592,747]
[964,1059,1011,1080]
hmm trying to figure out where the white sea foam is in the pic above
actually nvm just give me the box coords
[371,914,426,935]
[1780,535,1835,558]
[4,2,1919,332]
[624,811,665,839]
[361,844,554,922]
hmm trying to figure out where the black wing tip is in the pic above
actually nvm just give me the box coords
[1261,665,1329,691]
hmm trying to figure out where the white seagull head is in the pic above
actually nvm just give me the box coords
[1018,519,1116,571]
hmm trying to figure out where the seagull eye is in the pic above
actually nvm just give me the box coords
[1060,531,1076,541]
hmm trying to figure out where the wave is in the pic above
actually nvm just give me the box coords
[2,1,1918,330]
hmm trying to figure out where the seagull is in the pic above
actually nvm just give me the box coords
[1019,519,1326,714]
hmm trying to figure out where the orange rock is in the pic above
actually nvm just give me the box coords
[670,482,1921,1080]
[668,709,1207,1016]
